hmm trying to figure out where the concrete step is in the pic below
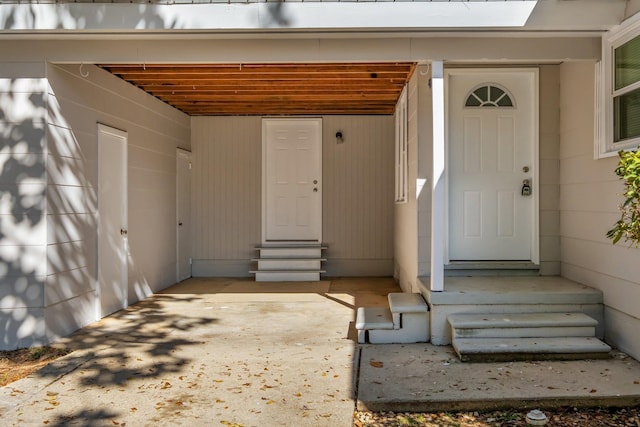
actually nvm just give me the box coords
[256,245,326,258]
[449,312,597,339]
[254,258,326,270]
[251,270,324,282]
[452,336,612,362]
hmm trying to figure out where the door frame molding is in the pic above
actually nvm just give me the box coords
[261,117,323,245]
[97,123,128,318]
[176,148,192,282]
[443,68,540,264]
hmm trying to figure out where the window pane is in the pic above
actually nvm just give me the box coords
[614,87,640,142]
[615,35,640,90]
[490,86,505,102]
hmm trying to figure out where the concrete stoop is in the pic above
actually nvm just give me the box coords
[449,312,612,362]
[356,293,430,344]
[250,244,326,281]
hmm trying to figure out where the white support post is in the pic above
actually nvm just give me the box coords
[430,61,445,292]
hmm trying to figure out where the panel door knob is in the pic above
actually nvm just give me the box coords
[120,228,128,236]
[178,222,183,226]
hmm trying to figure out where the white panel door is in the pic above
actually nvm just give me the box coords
[97,124,128,317]
[177,149,192,282]
[263,118,322,242]
[448,70,537,261]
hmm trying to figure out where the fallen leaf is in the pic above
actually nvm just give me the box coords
[161,382,171,389]
[369,361,384,368]
[46,391,58,397]
[266,400,275,405]
[590,389,597,393]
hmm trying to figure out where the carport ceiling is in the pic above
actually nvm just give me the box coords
[98,63,416,116]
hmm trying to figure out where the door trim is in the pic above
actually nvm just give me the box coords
[261,117,323,244]
[444,68,539,265]
[176,148,192,282]
[97,123,128,318]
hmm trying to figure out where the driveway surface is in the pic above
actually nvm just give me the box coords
[0,278,395,427]
[2,277,640,426]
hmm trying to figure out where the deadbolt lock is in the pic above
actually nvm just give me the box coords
[521,179,532,197]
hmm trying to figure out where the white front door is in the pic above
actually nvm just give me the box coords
[176,149,192,282]
[97,124,128,317]
[263,118,322,243]
[447,69,538,261]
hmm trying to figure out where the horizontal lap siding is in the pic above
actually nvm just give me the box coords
[559,61,640,360]
[45,63,190,343]
[0,63,48,348]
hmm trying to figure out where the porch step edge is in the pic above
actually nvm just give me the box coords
[448,312,598,329]
[453,337,612,362]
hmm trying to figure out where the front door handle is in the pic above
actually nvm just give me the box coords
[521,179,531,196]
[120,228,128,236]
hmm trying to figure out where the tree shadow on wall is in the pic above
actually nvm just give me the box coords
[0,82,48,349]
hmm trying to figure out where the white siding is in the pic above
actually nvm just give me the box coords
[190,117,262,276]
[44,63,190,344]
[322,116,394,276]
[394,65,435,291]
[538,65,561,275]
[191,115,394,277]
[0,62,47,349]
[559,61,640,360]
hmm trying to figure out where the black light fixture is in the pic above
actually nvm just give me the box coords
[335,131,344,144]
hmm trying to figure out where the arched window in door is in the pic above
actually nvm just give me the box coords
[465,84,514,108]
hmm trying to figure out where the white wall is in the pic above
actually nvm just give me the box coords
[190,117,262,277]
[43,63,190,346]
[0,62,48,348]
[539,65,561,275]
[625,0,640,19]
[395,65,432,292]
[191,115,394,277]
[323,116,394,276]
[559,61,640,360]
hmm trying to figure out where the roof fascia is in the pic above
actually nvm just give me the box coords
[1,2,539,32]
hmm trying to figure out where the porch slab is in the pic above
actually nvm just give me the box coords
[357,344,640,412]
[420,276,603,305]
[418,276,605,345]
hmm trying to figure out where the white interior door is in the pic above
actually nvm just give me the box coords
[97,124,128,317]
[176,149,192,282]
[263,118,322,243]
[447,70,538,261]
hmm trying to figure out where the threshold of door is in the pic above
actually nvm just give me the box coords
[445,261,540,277]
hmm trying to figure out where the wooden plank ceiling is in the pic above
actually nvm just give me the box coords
[98,63,416,116]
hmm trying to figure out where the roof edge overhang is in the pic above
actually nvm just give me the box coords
[0,1,628,36]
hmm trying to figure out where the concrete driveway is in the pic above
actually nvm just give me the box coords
[0,277,397,427]
[3,277,640,426]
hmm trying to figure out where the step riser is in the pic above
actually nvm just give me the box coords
[458,352,611,363]
[259,248,322,258]
[254,271,320,282]
[452,336,611,363]
[257,260,322,270]
[453,326,596,339]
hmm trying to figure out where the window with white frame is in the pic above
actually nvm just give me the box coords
[395,86,408,203]
[600,14,640,157]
